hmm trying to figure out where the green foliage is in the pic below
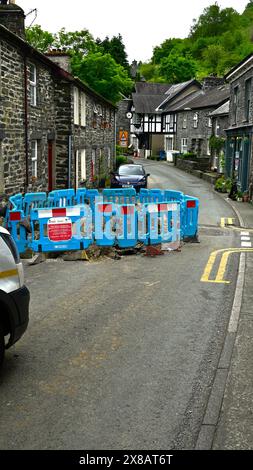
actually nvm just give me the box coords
[209,136,225,152]
[215,176,232,192]
[25,25,54,52]
[25,26,131,103]
[71,52,133,104]
[158,54,197,84]
[116,155,128,168]
[215,176,226,192]
[180,152,197,160]
[53,28,97,56]
[141,2,253,83]
[96,34,129,70]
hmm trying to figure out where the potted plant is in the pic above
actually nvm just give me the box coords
[236,190,243,202]
[242,191,249,202]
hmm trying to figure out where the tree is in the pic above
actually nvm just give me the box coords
[53,28,97,56]
[98,34,129,70]
[71,52,133,103]
[25,25,54,52]
[152,38,191,64]
[158,54,197,83]
[202,44,226,75]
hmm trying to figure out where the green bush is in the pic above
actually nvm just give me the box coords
[116,155,128,168]
[181,152,197,160]
[116,145,123,156]
[215,176,227,192]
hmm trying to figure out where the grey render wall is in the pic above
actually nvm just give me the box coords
[176,108,213,156]
[0,38,26,195]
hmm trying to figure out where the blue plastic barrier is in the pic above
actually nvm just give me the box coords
[183,196,199,239]
[95,202,116,246]
[116,204,138,248]
[4,188,199,253]
[102,188,136,204]
[146,202,181,245]
[29,205,93,252]
[47,189,75,208]
[23,192,47,216]
[7,209,28,253]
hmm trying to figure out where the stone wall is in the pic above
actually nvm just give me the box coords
[176,108,213,157]
[228,62,253,128]
[0,4,25,39]
[0,29,116,196]
[116,99,131,146]
[73,91,115,187]
[0,38,26,195]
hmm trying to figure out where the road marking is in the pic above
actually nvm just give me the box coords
[201,248,253,284]
[241,236,251,241]
[241,241,252,247]
[241,231,250,236]
[220,217,235,228]
[220,218,225,228]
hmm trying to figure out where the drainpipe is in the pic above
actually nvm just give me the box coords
[24,55,29,191]
[68,135,72,188]
[114,109,117,170]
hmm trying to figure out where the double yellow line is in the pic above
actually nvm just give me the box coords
[201,248,253,284]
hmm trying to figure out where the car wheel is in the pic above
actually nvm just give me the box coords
[0,322,5,367]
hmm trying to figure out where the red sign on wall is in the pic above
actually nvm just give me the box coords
[48,217,72,242]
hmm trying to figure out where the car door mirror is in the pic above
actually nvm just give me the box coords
[146,173,150,177]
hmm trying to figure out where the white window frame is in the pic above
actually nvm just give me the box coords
[81,93,86,127]
[74,87,79,125]
[29,63,37,107]
[31,140,38,178]
[208,117,212,128]
[81,149,86,180]
[181,138,188,153]
[193,113,198,128]
[182,115,187,129]
[207,139,211,156]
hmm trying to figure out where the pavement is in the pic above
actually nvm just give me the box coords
[209,196,253,449]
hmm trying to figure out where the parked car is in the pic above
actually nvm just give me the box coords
[111,164,150,192]
[0,225,29,367]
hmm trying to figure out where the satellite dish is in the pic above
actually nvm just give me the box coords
[126,112,133,119]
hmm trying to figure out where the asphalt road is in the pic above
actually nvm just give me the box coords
[0,162,241,450]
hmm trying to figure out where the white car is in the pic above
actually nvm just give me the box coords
[0,225,29,366]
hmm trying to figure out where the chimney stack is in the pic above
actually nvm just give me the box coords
[0,1,25,39]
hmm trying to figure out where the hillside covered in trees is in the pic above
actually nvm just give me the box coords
[140,1,253,83]
[25,1,253,101]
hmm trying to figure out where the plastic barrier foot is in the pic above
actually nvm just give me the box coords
[145,244,165,257]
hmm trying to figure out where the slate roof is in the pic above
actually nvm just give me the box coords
[165,85,230,112]
[133,79,202,114]
[132,93,166,114]
[135,82,172,95]
[210,100,230,117]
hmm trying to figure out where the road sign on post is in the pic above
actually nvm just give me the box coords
[119,130,128,148]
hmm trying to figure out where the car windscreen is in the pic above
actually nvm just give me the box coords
[118,166,144,176]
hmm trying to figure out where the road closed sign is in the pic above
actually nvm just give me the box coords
[119,130,128,147]
[48,217,72,242]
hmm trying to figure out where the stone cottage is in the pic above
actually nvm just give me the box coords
[209,100,229,172]
[169,80,229,160]
[0,2,116,197]
[224,54,253,195]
